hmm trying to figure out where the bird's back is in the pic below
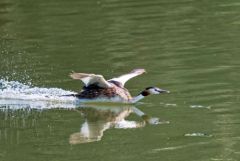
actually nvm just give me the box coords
[75,83,132,101]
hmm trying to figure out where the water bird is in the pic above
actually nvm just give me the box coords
[67,69,169,103]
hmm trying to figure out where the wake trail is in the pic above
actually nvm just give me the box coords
[0,79,79,109]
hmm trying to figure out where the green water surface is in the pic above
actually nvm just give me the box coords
[0,0,240,161]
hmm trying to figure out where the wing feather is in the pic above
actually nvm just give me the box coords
[70,72,112,88]
[108,69,146,87]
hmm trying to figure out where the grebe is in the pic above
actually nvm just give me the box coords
[68,69,169,103]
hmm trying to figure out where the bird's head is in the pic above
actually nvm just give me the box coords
[141,87,170,96]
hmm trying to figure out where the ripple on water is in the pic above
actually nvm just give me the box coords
[184,133,213,137]
[150,141,210,153]
[190,105,211,109]
[160,102,178,107]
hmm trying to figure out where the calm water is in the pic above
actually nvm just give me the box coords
[0,0,240,161]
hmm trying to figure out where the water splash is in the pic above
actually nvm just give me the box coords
[0,79,78,109]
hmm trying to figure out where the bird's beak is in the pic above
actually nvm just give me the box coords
[158,89,170,94]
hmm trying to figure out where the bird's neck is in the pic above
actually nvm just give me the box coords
[130,94,145,103]
[130,90,150,103]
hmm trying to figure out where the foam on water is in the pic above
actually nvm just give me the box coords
[0,79,79,109]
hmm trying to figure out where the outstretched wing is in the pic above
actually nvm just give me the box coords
[70,72,113,88]
[108,69,146,87]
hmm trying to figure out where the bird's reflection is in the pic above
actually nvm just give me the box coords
[69,104,165,144]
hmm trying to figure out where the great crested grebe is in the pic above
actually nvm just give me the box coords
[67,69,169,103]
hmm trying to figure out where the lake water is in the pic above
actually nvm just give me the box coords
[0,0,240,161]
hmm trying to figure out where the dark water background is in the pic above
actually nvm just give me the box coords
[0,0,240,161]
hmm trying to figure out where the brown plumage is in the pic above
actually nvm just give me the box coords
[74,83,132,101]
